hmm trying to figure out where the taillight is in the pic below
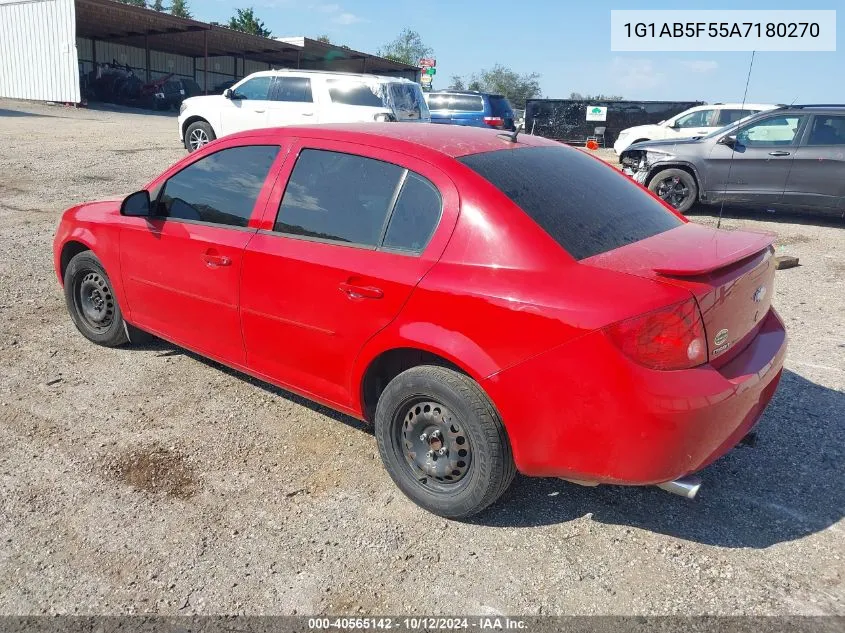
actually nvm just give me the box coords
[483,116,504,127]
[604,298,707,370]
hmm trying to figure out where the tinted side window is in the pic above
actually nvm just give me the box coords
[272,77,313,103]
[327,80,384,107]
[459,146,682,261]
[234,76,272,100]
[738,115,804,146]
[382,173,442,253]
[675,109,715,128]
[806,115,845,146]
[158,146,279,227]
[717,108,758,125]
[489,96,514,117]
[276,149,403,245]
[427,94,484,112]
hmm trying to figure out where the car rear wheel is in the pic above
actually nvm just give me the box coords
[64,251,129,347]
[648,168,698,213]
[184,120,215,152]
[375,365,515,519]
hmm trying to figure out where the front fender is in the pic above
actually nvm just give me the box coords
[646,160,704,192]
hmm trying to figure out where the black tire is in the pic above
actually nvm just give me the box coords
[64,251,128,347]
[648,168,698,213]
[184,120,215,152]
[375,365,516,519]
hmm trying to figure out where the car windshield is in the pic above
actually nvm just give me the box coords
[459,146,682,260]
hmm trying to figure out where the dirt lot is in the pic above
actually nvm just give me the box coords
[0,99,843,616]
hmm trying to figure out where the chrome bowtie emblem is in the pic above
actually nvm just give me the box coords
[752,286,767,303]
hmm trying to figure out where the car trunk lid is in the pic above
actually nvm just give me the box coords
[583,222,777,364]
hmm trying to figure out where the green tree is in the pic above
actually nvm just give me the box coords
[117,0,147,6]
[152,0,164,10]
[378,28,432,66]
[452,65,541,109]
[570,92,623,101]
[316,34,332,44]
[447,76,465,90]
[170,0,191,18]
[228,7,272,37]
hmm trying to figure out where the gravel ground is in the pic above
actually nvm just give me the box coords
[0,99,843,616]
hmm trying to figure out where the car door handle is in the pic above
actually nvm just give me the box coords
[339,282,383,300]
[203,251,231,268]
[254,109,266,113]
[768,150,791,157]
[302,112,314,116]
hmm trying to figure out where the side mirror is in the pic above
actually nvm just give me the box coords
[669,121,681,129]
[718,135,737,148]
[120,190,151,217]
[223,88,233,99]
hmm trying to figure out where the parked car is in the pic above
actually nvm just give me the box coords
[613,103,780,154]
[424,90,516,131]
[54,124,786,518]
[151,78,203,111]
[620,104,845,215]
[178,70,430,151]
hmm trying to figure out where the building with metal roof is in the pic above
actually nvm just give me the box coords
[0,0,419,104]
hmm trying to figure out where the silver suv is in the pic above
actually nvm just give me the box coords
[620,105,845,216]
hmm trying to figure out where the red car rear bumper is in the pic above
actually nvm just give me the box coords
[483,308,787,484]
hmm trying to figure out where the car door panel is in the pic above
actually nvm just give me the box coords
[241,139,459,409]
[782,115,845,210]
[705,115,805,205]
[120,221,253,362]
[219,76,274,136]
[119,141,287,365]
[264,76,317,127]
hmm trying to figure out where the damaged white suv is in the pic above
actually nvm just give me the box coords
[178,69,430,152]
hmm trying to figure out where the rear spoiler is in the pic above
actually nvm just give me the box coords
[654,231,775,277]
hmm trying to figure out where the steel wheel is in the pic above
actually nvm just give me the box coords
[74,270,115,332]
[397,399,472,491]
[655,175,690,208]
[188,127,209,150]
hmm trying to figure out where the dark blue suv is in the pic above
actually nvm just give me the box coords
[424,91,516,131]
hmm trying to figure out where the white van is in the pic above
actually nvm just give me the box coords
[178,69,430,151]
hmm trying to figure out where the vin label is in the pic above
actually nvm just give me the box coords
[610,10,836,51]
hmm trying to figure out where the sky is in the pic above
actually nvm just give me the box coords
[201,0,844,103]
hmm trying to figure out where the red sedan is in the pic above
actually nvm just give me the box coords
[53,124,786,518]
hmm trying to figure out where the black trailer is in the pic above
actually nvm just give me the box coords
[525,99,705,146]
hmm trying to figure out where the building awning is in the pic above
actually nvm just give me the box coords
[75,0,418,74]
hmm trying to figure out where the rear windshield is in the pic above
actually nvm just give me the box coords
[427,93,484,112]
[489,96,513,117]
[327,79,383,107]
[459,146,682,260]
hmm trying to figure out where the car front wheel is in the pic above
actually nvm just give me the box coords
[184,120,215,152]
[375,365,516,519]
[648,168,698,213]
[64,251,129,347]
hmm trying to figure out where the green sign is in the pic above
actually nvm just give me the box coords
[426,67,436,76]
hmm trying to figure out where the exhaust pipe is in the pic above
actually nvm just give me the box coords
[656,476,701,499]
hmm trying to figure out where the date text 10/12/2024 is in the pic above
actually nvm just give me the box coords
[307,617,527,630]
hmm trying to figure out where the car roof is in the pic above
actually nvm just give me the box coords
[683,103,779,111]
[426,90,505,98]
[244,69,415,83]
[225,123,560,158]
